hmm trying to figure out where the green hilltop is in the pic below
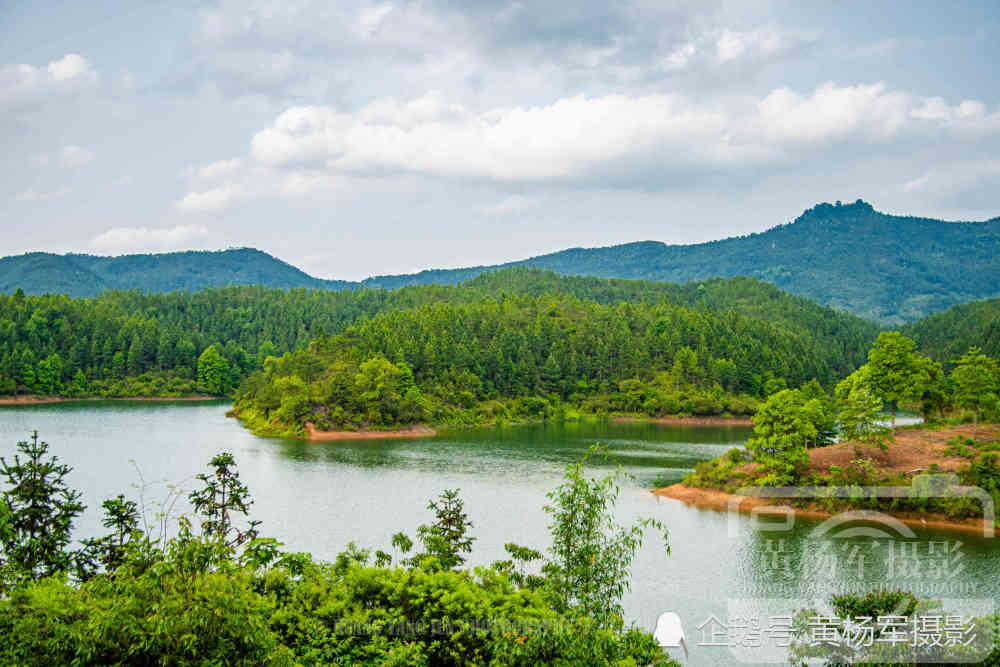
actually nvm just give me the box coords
[3,201,998,324]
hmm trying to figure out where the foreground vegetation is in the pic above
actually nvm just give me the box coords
[0,434,675,666]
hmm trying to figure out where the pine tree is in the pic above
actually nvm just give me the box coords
[188,452,260,548]
[0,432,86,587]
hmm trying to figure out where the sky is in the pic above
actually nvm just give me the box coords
[2,0,999,280]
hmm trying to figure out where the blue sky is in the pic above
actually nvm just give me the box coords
[2,0,998,279]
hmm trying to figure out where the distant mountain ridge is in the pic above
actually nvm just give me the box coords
[0,248,355,297]
[363,200,1000,325]
[3,200,998,324]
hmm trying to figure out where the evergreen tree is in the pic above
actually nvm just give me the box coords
[188,452,260,548]
[0,432,86,588]
[409,489,475,570]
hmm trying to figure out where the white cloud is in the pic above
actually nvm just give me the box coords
[755,82,910,144]
[482,195,537,216]
[900,160,1000,206]
[243,84,999,188]
[89,225,210,254]
[716,28,788,63]
[185,158,242,181]
[911,97,1000,133]
[250,92,737,182]
[663,43,696,71]
[59,145,96,168]
[0,54,98,110]
[661,27,817,74]
[175,184,241,213]
[14,187,71,202]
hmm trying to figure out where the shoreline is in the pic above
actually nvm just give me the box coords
[304,422,437,441]
[0,394,222,406]
[653,483,996,537]
[613,415,754,426]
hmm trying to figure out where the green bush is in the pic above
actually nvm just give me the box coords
[0,436,679,666]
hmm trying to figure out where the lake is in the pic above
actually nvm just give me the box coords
[1,401,997,665]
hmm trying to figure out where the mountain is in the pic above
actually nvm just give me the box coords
[2,201,998,323]
[0,248,353,297]
[362,200,1000,325]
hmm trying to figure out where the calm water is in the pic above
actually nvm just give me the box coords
[1,402,997,665]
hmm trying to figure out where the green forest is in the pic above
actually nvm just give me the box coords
[232,288,875,435]
[0,268,878,401]
[902,297,1000,362]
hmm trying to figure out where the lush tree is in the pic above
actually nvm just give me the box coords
[0,440,678,667]
[0,432,86,588]
[916,356,950,421]
[543,448,669,627]
[353,356,405,425]
[81,494,140,574]
[836,369,892,449]
[35,353,63,394]
[952,346,1000,439]
[197,345,230,395]
[188,452,261,548]
[71,368,89,396]
[744,389,817,485]
[865,332,929,427]
[406,488,475,570]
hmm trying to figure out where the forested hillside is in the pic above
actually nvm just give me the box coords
[0,248,353,297]
[367,200,1000,325]
[233,288,877,435]
[903,298,1000,365]
[0,269,878,399]
[3,201,998,324]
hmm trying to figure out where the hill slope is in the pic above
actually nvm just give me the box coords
[0,268,879,399]
[363,200,1000,325]
[3,201,997,323]
[902,297,1000,364]
[0,248,353,297]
